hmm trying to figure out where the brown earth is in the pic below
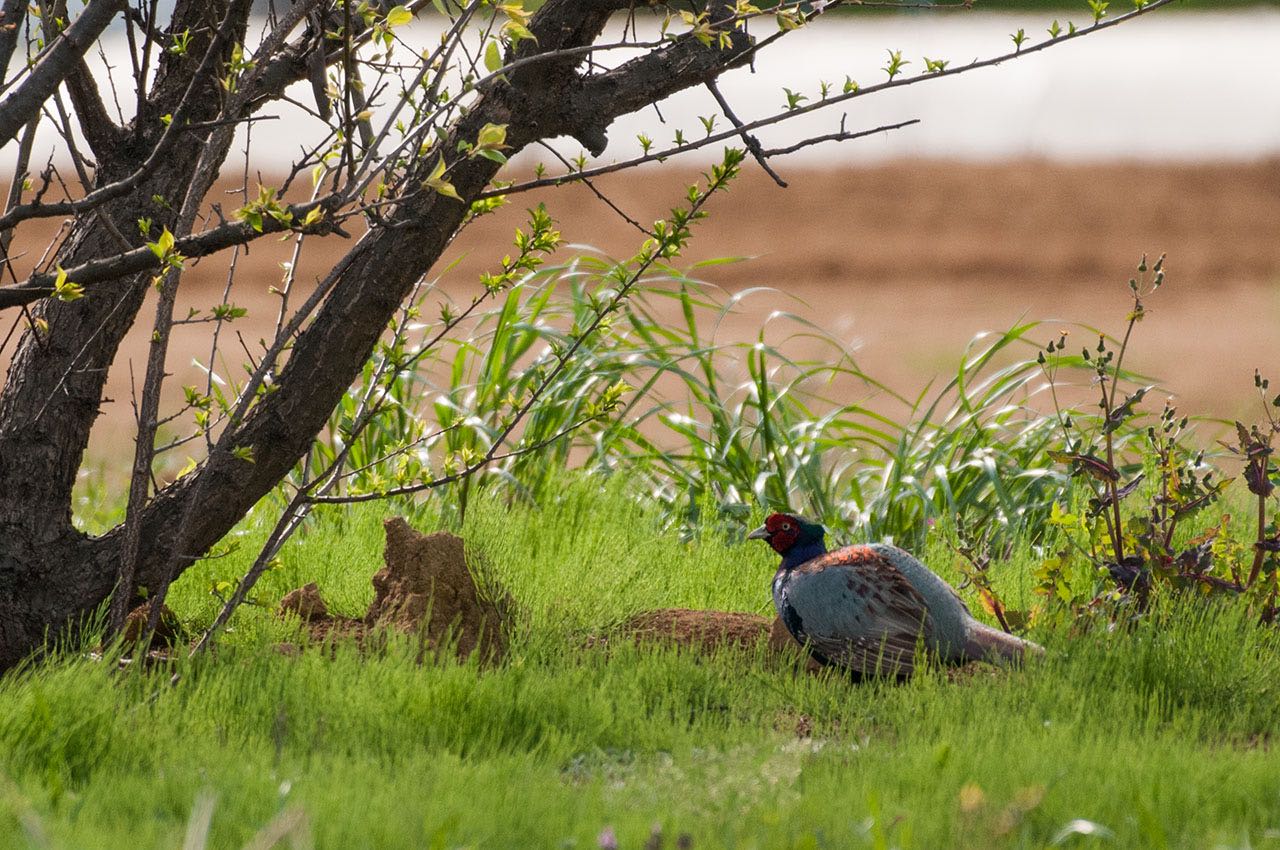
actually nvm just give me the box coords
[279,582,328,622]
[619,607,824,672]
[366,518,505,660]
[4,159,1278,474]
[121,602,181,651]
[277,518,505,661]
[622,608,772,651]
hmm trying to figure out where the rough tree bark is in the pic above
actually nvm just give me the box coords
[0,0,255,666]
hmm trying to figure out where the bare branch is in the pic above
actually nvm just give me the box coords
[0,0,29,89]
[0,193,337,309]
[38,0,123,162]
[491,119,920,199]
[0,0,122,147]
[487,0,1177,198]
[706,79,787,188]
[535,141,652,236]
[757,118,920,158]
[0,115,40,259]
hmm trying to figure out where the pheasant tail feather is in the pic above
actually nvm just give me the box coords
[962,621,1043,663]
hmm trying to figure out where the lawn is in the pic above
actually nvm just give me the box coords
[3,478,1279,849]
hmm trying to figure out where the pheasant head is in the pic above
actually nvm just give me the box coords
[748,512,827,566]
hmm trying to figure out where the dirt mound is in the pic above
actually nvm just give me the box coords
[122,603,181,650]
[365,518,505,661]
[279,583,328,622]
[623,608,772,652]
[618,609,824,673]
[620,608,821,672]
[277,518,505,662]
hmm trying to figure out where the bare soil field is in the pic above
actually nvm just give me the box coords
[4,159,1278,467]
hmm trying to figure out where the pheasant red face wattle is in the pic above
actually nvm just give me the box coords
[765,514,799,553]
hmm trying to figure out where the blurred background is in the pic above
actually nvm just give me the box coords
[5,1,1280,466]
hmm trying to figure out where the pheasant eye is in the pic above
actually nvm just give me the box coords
[781,522,792,531]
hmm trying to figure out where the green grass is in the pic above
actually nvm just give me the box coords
[319,257,1105,554]
[5,478,1280,849]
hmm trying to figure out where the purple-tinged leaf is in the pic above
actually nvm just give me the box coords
[1048,450,1120,482]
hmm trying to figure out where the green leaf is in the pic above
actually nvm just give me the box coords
[476,122,507,149]
[424,157,463,202]
[148,226,176,259]
[427,155,447,182]
[385,5,412,27]
[501,21,536,43]
[484,40,502,73]
[498,2,531,25]
[1048,501,1078,526]
[212,302,248,321]
[52,266,83,302]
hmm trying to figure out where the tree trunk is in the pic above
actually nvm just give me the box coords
[0,0,250,668]
[0,0,750,669]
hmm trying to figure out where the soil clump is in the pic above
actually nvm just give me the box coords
[623,608,772,651]
[121,603,181,650]
[618,608,824,672]
[279,583,328,622]
[277,518,505,661]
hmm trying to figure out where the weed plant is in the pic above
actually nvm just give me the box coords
[1025,256,1280,623]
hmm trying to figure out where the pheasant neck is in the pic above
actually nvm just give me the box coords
[780,539,828,570]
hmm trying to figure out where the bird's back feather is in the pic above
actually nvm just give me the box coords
[773,542,1038,676]
[776,545,940,677]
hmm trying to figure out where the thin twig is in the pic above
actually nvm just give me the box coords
[484,0,1177,200]
[706,79,786,188]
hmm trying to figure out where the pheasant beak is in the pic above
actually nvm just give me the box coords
[747,524,770,541]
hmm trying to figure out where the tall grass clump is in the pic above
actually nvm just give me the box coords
[311,252,1125,550]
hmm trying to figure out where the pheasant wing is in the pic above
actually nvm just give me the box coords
[785,547,936,677]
